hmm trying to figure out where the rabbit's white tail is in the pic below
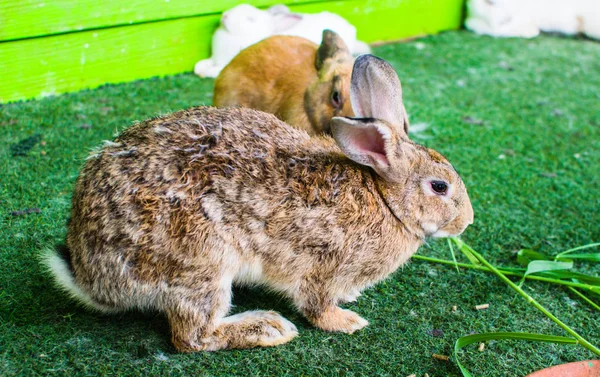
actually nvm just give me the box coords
[41,247,113,312]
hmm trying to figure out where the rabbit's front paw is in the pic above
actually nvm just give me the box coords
[312,306,368,334]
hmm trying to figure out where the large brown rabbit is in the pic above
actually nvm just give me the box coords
[213,29,355,135]
[43,55,473,352]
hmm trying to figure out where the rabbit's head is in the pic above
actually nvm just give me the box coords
[305,30,355,133]
[332,55,474,239]
[220,4,275,36]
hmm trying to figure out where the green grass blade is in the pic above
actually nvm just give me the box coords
[555,242,600,259]
[517,249,550,265]
[452,238,481,265]
[524,260,573,278]
[455,332,577,377]
[412,255,600,293]
[541,270,600,286]
[568,288,600,312]
[519,260,573,288]
[450,238,600,357]
[447,238,460,273]
[556,253,600,262]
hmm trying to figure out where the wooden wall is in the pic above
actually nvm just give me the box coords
[0,0,464,103]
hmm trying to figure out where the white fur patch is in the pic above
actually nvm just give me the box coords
[232,257,297,297]
[40,248,113,312]
[102,140,122,147]
[166,189,187,200]
[374,123,392,140]
[234,260,264,286]
[421,222,438,235]
[154,125,173,134]
[201,196,223,222]
[431,229,450,238]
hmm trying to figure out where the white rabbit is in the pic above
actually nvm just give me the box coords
[194,4,371,78]
[194,4,292,78]
[274,10,372,55]
[465,0,600,40]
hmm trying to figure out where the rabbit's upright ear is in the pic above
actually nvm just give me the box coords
[271,12,302,32]
[331,117,412,181]
[316,30,350,70]
[349,55,409,133]
[267,4,290,15]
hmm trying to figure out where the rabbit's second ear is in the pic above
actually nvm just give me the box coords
[331,117,403,180]
[267,4,290,15]
[272,12,302,32]
[316,30,350,70]
[350,55,408,134]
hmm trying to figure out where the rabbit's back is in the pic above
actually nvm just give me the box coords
[71,107,321,235]
[71,109,339,251]
[81,107,314,186]
[214,36,318,130]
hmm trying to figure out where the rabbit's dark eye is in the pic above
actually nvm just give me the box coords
[431,180,448,195]
[331,90,342,109]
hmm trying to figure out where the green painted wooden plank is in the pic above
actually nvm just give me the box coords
[0,0,463,103]
[0,15,219,102]
[0,0,316,42]
[292,0,464,42]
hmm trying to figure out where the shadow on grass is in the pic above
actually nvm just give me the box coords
[20,254,309,356]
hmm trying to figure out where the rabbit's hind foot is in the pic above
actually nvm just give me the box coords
[216,310,298,349]
[168,308,298,352]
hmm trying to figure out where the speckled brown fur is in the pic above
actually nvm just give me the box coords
[46,55,473,352]
[213,30,354,135]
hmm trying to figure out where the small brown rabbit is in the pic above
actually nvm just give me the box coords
[213,29,355,135]
[43,55,473,352]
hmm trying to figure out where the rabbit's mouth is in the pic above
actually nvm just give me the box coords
[422,220,463,239]
[429,219,472,238]
[430,227,465,239]
[421,221,447,238]
[431,229,451,238]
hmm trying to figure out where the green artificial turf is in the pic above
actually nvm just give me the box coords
[1,31,599,377]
